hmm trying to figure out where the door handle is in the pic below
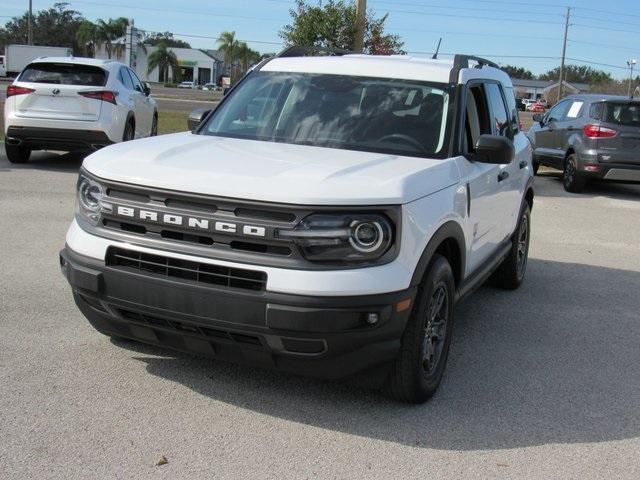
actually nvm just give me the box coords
[498,171,509,182]
[519,160,528,169]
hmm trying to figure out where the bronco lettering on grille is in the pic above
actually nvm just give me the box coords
[109,204,267,237]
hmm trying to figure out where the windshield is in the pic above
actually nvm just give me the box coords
[19,63,107,86]
[201,72,452,158]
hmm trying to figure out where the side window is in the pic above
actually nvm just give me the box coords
[503,86,520,135]
[546,100,570,123]
[463,84,491,154]
[119,67,134,90]
[485,83,511,138]
[589,102,603,120]
[565,100,584,120]
[127,68,143,93]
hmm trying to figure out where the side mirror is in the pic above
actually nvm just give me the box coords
[188,108,212,132]
[142,82,151,96]
[473,134,514,164]
[532,113,543,124]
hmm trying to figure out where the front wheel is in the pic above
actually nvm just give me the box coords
[5,142,31,164]
[386,254,456,403]
[490,204,531,290]
[150,114,158,136]
[123,121,135,142]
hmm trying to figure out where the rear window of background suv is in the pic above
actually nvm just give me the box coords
[19,63,107,86]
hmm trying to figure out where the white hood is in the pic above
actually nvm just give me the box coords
[83,132,460,205]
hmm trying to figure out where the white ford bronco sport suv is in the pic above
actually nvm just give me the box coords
[60,48,534,403]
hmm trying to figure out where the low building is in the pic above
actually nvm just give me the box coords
[512,78,589,100]
[94,25,225,85]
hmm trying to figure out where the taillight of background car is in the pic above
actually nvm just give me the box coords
[6,85,35,97]
[583,124,617,138]
[79,90,117,105]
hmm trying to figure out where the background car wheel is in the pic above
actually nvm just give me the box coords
[123,120,135,142]
[151,114,158,136]
[563,154,586,193]
[490,204,531,290]
[386,254,455,403]
[5,143,31,164]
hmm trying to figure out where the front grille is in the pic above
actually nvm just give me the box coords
[106,247,267,292]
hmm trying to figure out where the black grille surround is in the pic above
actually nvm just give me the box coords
[80,169,402,270]
[106,247,267,292]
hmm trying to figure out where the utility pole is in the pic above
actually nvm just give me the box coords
[27,0,33,45]
[627,59,637,98]
[354,0,366,53]
[558,6,570,101]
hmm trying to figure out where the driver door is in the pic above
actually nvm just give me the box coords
[456,83,506,274]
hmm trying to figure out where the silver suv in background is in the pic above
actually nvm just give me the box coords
[527,94,640,192]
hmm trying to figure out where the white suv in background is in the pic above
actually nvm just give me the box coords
[3,57,158,163]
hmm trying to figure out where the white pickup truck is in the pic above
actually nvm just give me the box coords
[60,49,534,403]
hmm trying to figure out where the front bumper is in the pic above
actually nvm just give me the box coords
[6,126,113,152]
[60,246,416,380]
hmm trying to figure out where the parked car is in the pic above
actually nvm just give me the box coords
[521,98,537,110]
[3,57,157,163]
[527,94,640,192]
[203,83,222,92]
[528,102,545,113]
[178,81,195,89]
[60,51,534,403]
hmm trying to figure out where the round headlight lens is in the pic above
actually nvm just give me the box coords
[79,178,103,211]
[350,220,385,253]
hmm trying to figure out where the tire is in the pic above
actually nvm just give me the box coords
[491,204,531,290]
[123,120,135,142]
[386,254,456,403]
[563,154,586,193]
[5,142,31,164]
[151,114,158,136]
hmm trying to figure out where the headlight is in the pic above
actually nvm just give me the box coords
[278,213,394,263]
[76,174,105,225]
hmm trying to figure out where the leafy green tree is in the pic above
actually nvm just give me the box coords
[147,41,180,83]
[280,0,404,54]
[217,31,240,67]
[501,65,535,80]
[0,3,85,54]
[144,32,191,49]
[94,17,129,59]
[236,42,261,72]
[538,65,612,84]
[76,20,98,57]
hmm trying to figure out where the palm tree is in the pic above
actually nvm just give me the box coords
[76,20,98,57]
[236,42,261,73]
[147,42,179,83]
[217,31,241,79]
[95,17,129,59]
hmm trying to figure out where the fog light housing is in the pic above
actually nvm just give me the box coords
[366,313,379,325]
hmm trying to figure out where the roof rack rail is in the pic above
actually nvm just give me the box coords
[449,54,500,83]
[276,45,353,58]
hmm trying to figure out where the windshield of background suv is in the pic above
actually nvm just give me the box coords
[603,102,640,127]
[201,72,452,158]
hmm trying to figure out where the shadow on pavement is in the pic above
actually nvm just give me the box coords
[0,150,84,173]
[110,258,640,450]
[535,169,640,200]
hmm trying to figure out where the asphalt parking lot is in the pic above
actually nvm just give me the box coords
[1,150,639,479]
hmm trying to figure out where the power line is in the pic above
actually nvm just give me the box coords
[378,8,565,24]
[369,0,562,17]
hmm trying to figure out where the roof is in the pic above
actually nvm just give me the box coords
[262,55,478,83]
[28,56,118,67]
[512,78,589,91]
[564,93,640,103]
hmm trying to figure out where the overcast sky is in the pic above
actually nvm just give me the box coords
[2,0,639,78]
